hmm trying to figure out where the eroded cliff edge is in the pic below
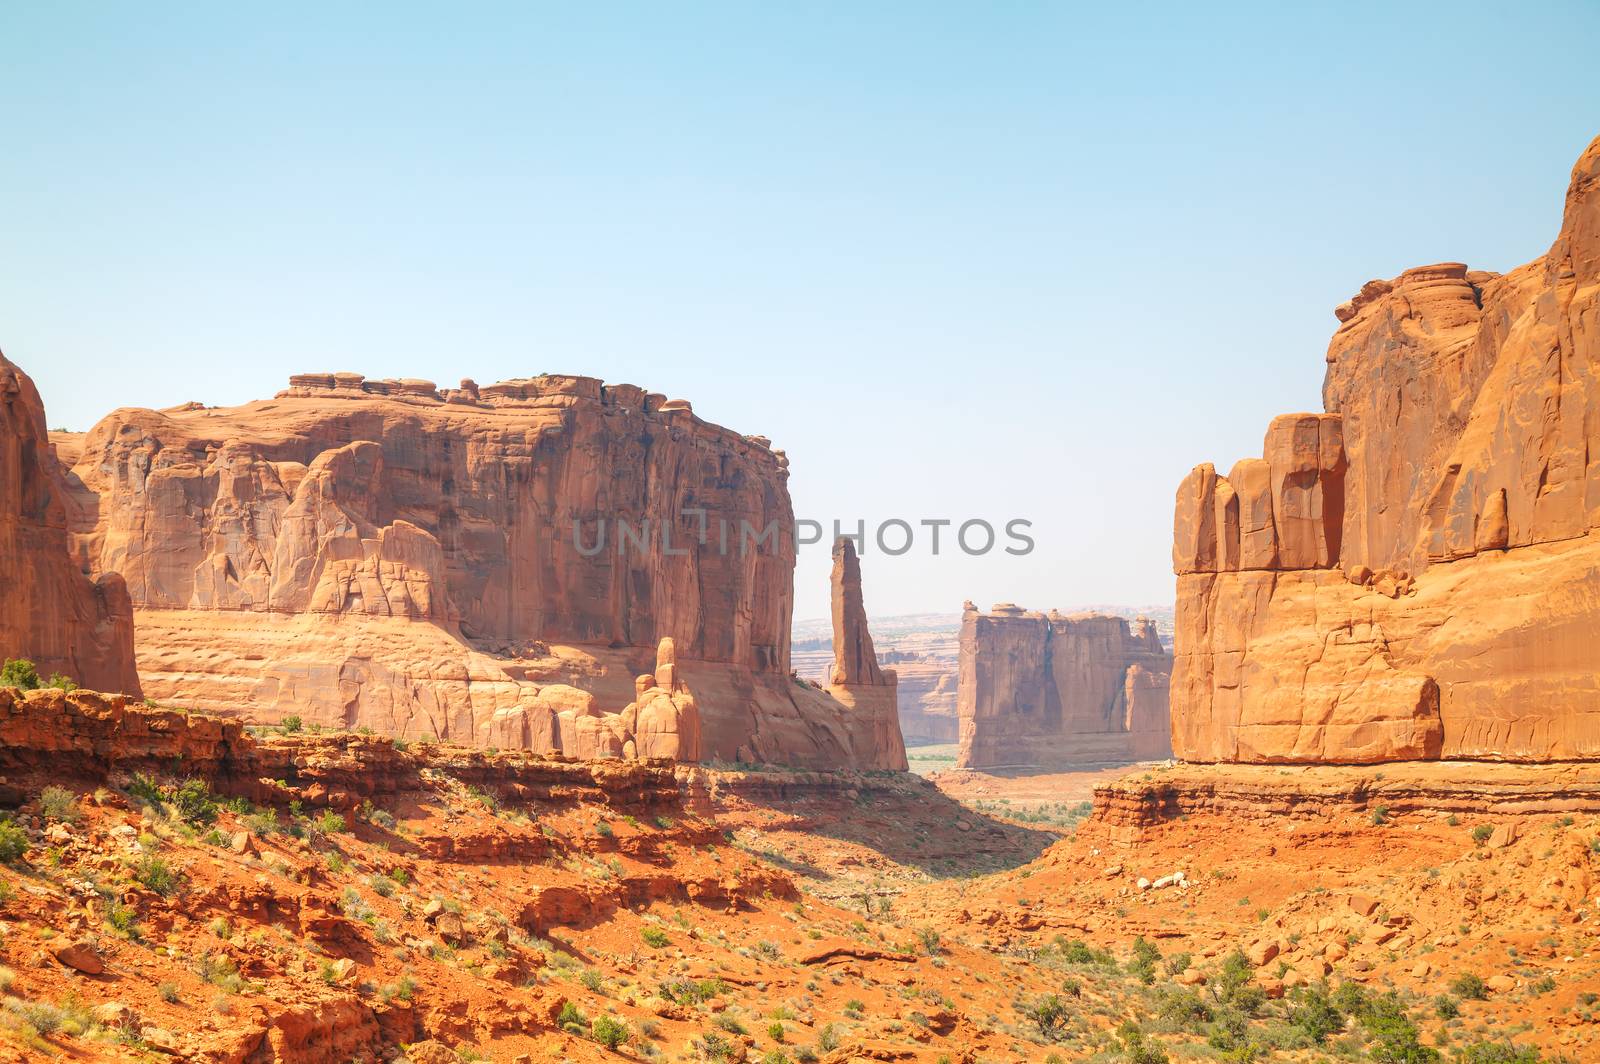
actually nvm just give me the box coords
[54,372,902,768]
[0,352,139,694]
[1171,134,1600,763]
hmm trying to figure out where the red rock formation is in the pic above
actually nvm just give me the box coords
[1172,134,1600,764]
[955,602,1172,769]
[57,373,892,768]
[823,539,908,771]
[0,352,138,694]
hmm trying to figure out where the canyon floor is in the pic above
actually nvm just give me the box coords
[0,697,1587,1063]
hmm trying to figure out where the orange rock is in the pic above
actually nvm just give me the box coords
[1171,135,1600,764]
[956,605,1171,769]
[53,371,902,770]
[823,539,907,772]
[0,353,139,695]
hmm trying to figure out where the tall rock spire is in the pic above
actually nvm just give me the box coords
[825,537,907,771]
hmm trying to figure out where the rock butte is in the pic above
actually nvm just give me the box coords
[955,601,1172,769]
[1172,133,1600,763]
[47,370,903,768]
[0,352,139,695]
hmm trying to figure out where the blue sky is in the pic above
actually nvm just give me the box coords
[3,2,1596,622]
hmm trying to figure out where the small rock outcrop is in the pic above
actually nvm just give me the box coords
[0,352,139,694]
[823,539,908,771]
[1171,134,1600,763]
[955,604,1172,769]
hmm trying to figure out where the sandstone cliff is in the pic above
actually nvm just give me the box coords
[955,602,1172,769]
[0,353,138,694]
[1172,134,1600,763]
[58,372,897,768]
[823,539,908,771]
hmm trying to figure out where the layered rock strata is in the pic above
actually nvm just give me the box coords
[1172,134,1600,763]
[0,353,139,694]
[57,372,899,768]
[955,602,1172,769]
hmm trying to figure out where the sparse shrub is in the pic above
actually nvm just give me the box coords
[1371,804,1390,826]
[696,1032,735,1061]
[1472,825,1494,845]
[125,773,165,807]
[1435,993,1460,1019]
[1450,1040,1546,1063]
[133,854,179,896]
[592,1015,629,1050]
[173,778,219,826]
[1154,986,1210,1031]
[641,927,670,948]
[1128,935,1161,984]
[314,810,346,835]
[158,981,181,1003]
[370,807,397,830]
[557,1000,589,1034]
[39,786,81,823]
[281,715,303,733]
[1286,982,1343,1043]
[595,820,614,838]
[714,1012,747,1035]
[105,899,140,937]
[1450,972,1489,1000]
[1023,993,1071,1039]
[580,967,605,992]
[767,1020,786,1042]
[0,819,29,864]
[245,809,280,837]
[917,926,942,956]
[1117,1022,1169,1064]
[816,1024,840,1052]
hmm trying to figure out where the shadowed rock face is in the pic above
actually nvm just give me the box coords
[54,372,896,768]
[0,353,138,695]
[1172,134,1600,764]
[955,603,1172,769]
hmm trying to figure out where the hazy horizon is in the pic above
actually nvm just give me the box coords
[5,3,1597,620]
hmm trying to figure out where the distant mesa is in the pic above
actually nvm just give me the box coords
[1171,134,1600,764]
[955,602,1172,770]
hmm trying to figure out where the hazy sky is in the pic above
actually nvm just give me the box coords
[4,3,1597,622]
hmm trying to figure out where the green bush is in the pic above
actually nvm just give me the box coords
[591,1015,629,1050]
[281,715,303,733]
[1450,972,1489,1000]
[767,1020,786,1042]
[641,927,670,948]
[1435,994,1460,1019]
[173,778,219,827]
[1286,983,1344,1043]
[1472,825,1494,845]
[0,820,29,864]
[0,658,40,690]
[314,810,346,835]
[557,1000,589,1034]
